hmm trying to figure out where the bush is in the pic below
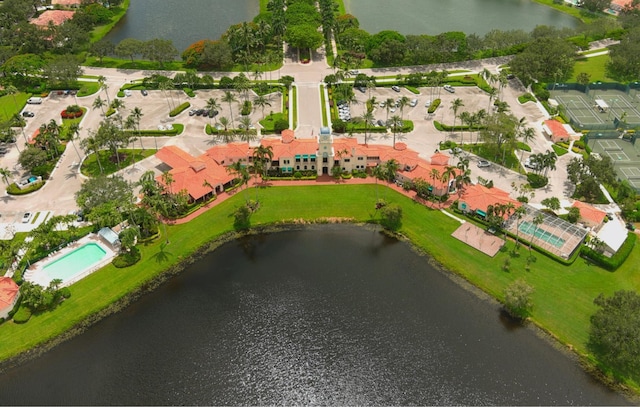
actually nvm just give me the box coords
[183,87,195,97]
[240,100,252,116]
[274,118,290,134]
[552,144,569,156]
[581,232,636,271]
[169,102,191,117]
[518,93,536,104]
[7,181,45,195]
[427,99,441,114]
[112,247,141,268]
[12,306,32,324]
[516,142,531,152]
[117,91,125,97]
[405,85,420,94]
[60,110,83,119]
[59,287,71,299]
[527,172,548,188]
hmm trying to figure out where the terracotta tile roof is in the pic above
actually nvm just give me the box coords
[205,142,251,165]
[403,161,461,191]
[572,200,606,225]
[0,277,19,311]
[281,129,295,143]
[260,137,317,159]
[155,146,235,201]
[430,152,451,166]
[30,10,75,27]
[52,0,82,5]
[459,184,520,216]
[544,119,569,139]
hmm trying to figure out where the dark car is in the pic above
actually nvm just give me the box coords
[506,73,515,80]
[626,222,636,231]
[141,89,148,96]
[377,119,385,127]
[208,109,219,118]
[357,86,366,93]
[22,111,35,118]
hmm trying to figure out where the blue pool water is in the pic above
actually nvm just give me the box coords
[43,243,107,283]
[519,221,565,248]
[28,176,37,183]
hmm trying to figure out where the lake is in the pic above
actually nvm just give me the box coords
[344,0,579,36]
[105,0,579,53]
[104,0,259,53]
[0,225,628,405]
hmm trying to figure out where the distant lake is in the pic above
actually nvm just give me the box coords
[344,0,580,36]
[104,0,259,52]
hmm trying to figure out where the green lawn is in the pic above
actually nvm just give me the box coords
[80,149,157,177]
[0,92,30,123]
[571,54,614,82]
[1,184,639,391]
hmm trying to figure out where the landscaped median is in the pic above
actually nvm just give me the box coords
[0,185,638,394]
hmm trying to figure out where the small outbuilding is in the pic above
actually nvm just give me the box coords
[98,227,121,248]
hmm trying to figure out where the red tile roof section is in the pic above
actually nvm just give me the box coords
[544,119,569,139]
[572,201,606,225]
[460,184,521,217]
[30,10,75,26]
[0,277,19,310]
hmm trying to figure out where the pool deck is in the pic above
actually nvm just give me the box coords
[451,224,504,257]
[23,235,116,288]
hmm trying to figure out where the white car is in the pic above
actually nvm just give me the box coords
[443,85,455,93]
[124,89,132,97]
[22,212,32,223]
[477,160,490,168]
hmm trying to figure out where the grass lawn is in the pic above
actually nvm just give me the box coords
[571,54,614,83]
[80,149,157,177]
[1,184,639,392]
[77,80,101,97]
[0,92,30,123]
[320,85,328,126]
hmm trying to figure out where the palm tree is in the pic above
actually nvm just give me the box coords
[519,127,536,163]
[238,116,255,142]
[440,165,457,194]
[98,75,110,106]
[124,116,138,152]
[46,119,61,157]
[131,107,146,150]
[390,115,403,149]
[384,159,400,184]
[67,122,83,161]
[361,110,375,145]
[487,87,498,111]
[81,134,104,174]
[12,113,28,145]
[384,97,395,122]
[252,145,273,198]
[458,111,471,146]
[371,164,385,201]
[398,96,410,122]
[512,206,527,250]
[429,168,440,192]
[93,96,106,116]
[206,97,221,126]
[226,160,250,202]
[222,91,238,129]
[0,167,11,185]
[253,94,271,120]
[529,213,544,255]
[450,98,464,136]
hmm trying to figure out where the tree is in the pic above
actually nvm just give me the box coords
[0,167,12,185]
[253,94,271,120]
[226,160,250,202]
[115,38,143,62]
[582,0,611,12]
[607,27,640,81]
[75,175,134,214]
[43,54,83,89]
[567,155,617,202]
[504,279,535,320]
[509,37,576,85]
[222,91,238,129]
[529,213,544,255]
[92,95,106,116]
[541,197,560,214]
[589,290,640,375]
[142,39,178,68]
[284,24,324,51]
[450,98,464,136]
[67,122,83,161]
[379,203,402,231]
[91,39,115,63]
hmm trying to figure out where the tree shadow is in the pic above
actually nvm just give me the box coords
[151,242,172,263]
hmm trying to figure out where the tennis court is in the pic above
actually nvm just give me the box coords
[587,136,640,191]
[550,89,640,129]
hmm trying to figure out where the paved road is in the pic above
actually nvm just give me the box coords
[2,41,594,234]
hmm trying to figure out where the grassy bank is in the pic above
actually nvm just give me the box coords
[0,184,639,394]
[89,0,130,43]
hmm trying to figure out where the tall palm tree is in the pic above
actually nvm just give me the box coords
[398,96,410,122]
[450,98,464,137]
[519,127,536,163]
[371,164,385,200]
[131,107,145,150]
[98,75,110,106]
[384,97,395,122]
[81,134,104,174]
[206,97,221,126]
[513,206,527,250]
[390,115,403,148]
[487,86,498,111]
[384,159,400,183]
[67,122,83,161]
[238,116,255,142]
[459,111,471,146]
[222,91,238,129]
[0,167,12,185]
[12,113,28,145]
[529,213,544,255]
[93,96,106,116]
[440,165,457,194]
[226,160,250,202]
[361,110,375,145]
[253,94,271,120]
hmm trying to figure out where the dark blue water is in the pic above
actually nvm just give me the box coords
[104,0,259,52]
[0,225,629,405]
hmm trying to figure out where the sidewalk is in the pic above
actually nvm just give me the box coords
[168,175,458,225]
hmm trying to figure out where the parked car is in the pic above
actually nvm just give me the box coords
[357,86,366,93]
[188,109,197,116]
[22,111,35,118]
[208,109,219,118]
[506,73,515,80]
[27,97,43,104]
[349,70,360,75]
[391,85,401,92]
[626,222,636,231]
[377,119,385,127]
[379,101,386,108]
[448,147,462,155]
[524,158,538,169]
[424,99,432,107]
[124,89,132,97]
[22,212,32,223]
[409,98,418,107]
[477,160,490,168]
[443,85,455,93]
[141,89,148,96]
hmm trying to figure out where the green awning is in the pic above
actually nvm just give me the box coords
[476,209,487,217]
[295,155,301,159]
[302,155,308,159]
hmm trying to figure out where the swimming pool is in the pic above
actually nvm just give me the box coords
[42,243,107,284]
[519,221,565,248]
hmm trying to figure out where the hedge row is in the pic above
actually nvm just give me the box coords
[427,99,441,114]
[6,181,44,195]
[581,232,636,271]
[169,102,191,117]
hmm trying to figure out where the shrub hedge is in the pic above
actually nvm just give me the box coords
[12,306,31,324]
[183,88,195,97]
[552,144,569,156]
[427,99,441,114]
[581,232,636,271]
[112,247,141,268]
[527,172,548,188]
[7,181,44,195]
[169,102,191,117]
